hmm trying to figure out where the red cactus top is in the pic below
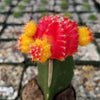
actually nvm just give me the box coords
[36,16,79,61]
[18,15,93,63]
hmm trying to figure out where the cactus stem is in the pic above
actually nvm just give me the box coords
[48,59,53,88]
[47,93,49,99]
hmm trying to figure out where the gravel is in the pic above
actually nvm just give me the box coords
[0,14,7,23]
[86,23,100,33]
[75,4,96,12]
[96,39,100,47]
[80,13,100,24]
[7,13,32,24]
[73,43,100,61]
[0,26,22,39]
[0,64,100,100]
[0,41,24,63]
[0,25,3,33]
[95,0,100,4]
[12,6,33,12]
[72,65,100,100]
[0,65,23,100]
[0,5,10,13]
[74,0,94,5]
[22,66,38,87]
[54,5,74,12]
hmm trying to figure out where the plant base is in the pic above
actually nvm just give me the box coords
[22,77,76,100]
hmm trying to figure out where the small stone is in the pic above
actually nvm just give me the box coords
[94,77,100,81]
[86,85,95,90]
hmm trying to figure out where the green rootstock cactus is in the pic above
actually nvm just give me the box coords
[38,56,74,100]
[18,15,93,100]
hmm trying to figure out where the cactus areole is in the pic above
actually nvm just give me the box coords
[18,15,93,100]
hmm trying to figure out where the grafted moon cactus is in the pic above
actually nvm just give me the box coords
[18,15,93,100]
